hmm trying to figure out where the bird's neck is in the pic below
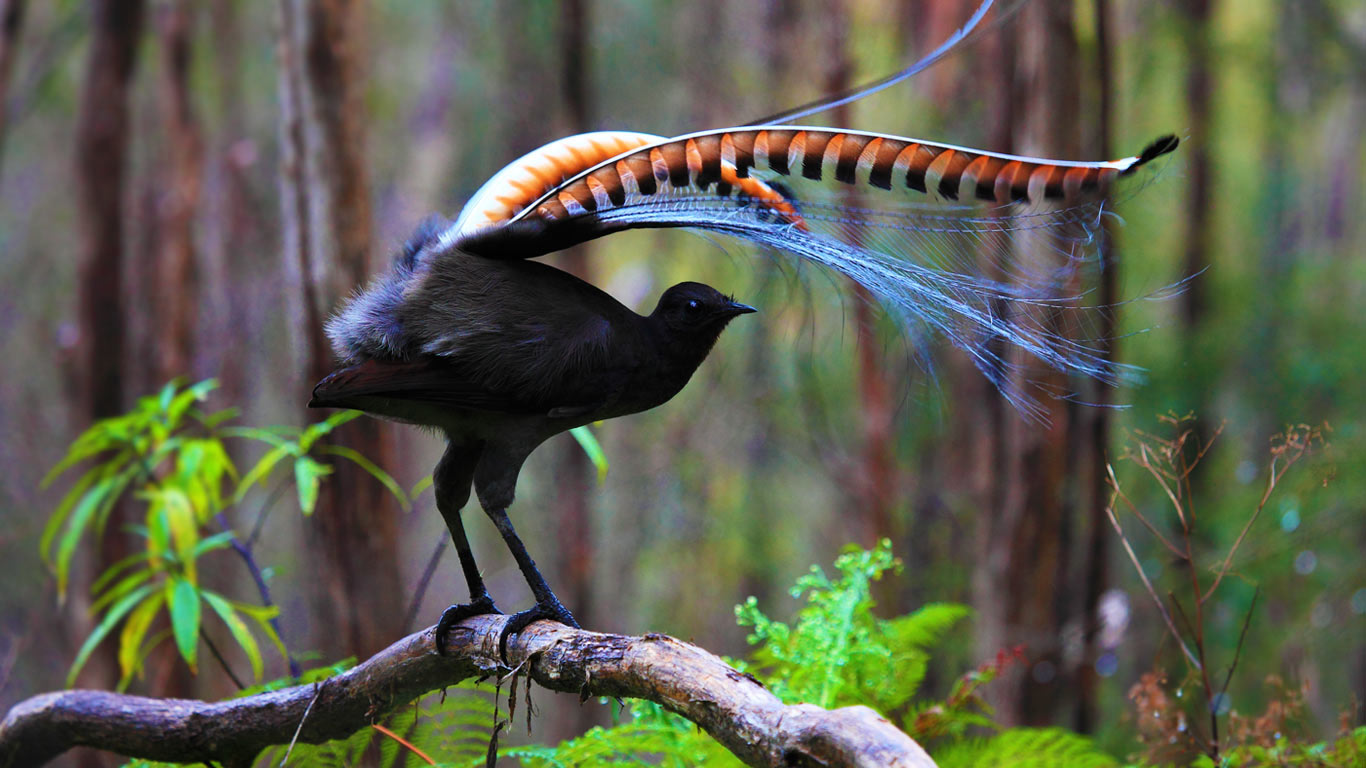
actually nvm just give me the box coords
[638,318,727,401]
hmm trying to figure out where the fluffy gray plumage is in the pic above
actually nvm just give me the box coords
[312,216,753,657]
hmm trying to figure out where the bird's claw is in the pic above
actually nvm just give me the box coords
[435,595,502,656]
[498,599,579,663]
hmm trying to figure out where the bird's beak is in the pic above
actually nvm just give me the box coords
[726,301,757,316]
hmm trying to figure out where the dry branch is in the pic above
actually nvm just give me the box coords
[0,616,936,768]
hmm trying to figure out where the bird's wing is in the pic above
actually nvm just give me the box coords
[318,287,626,417]
[309,357,544,414]
[440,126,1178,419]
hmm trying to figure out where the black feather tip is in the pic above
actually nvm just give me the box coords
[1123,134,1180,174]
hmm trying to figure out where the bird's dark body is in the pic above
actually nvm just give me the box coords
[310,219,753,653]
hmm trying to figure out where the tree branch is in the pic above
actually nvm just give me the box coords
[0,616,936,768]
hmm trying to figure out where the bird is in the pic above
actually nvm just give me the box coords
[309,212,755,657]
[308,0,1178,656]
[309,121,1175,658]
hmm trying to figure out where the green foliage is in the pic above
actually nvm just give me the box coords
[508,540,1074,767]
[1195,726,1366,768]
[115,540,1122,767]
[43,379,406,689]
[735,539,969,714]
[249,682,498,768]
[934,727,1119,768]
[569,424,609,483]
[505,700,740,767]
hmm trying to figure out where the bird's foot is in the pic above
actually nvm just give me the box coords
[498,598,579,663]
[435,595,502,656]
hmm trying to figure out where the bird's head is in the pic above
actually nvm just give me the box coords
[647,281,755,366]
[650,282,756,339]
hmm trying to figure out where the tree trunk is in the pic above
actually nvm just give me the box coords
[971,0,1082,727]
[0,0,26,185]
[150,0,202,383]
[827,0,898,549]
[72,1,145,710]
[275,0,404,660]
[1073,0,1118,734]
[1177,0,1217,488]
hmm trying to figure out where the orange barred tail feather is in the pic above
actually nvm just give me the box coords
[489,127,1173,231]
[441,124,1180,419]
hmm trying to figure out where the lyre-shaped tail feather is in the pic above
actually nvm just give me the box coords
[443,126,1179,419]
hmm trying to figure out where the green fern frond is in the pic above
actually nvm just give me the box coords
[933,727,1119,768]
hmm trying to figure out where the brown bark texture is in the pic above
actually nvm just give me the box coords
[1074,0,1119,734]
[970,0,1084,726]
[274,0,403,659]
[72,0,145,702]
[0,619,937,768]
[151,0,203,383]
[75,0,143,425]
[0,0,25,183]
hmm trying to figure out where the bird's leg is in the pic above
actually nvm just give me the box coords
[484,506,580,661]
[433,441,501,655]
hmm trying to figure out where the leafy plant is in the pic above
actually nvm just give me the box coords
[1106,415,1329,763]
[508,540,1114,768]
[43,379,406,689]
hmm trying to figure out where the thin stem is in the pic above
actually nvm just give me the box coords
[403,533,448,634]
[1109,467,1186,558]
[201,628,246,691]
[1219,587,1259,699]
[1176,446,1219,758]
[246,479,291,549]
[1103,481,1201,670]
[215,513,300,677]
[1138,442,1188,531]
[1203,440,1308,601]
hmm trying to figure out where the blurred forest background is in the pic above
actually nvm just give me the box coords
[0,0,1363,763]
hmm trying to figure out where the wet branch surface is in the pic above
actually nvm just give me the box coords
[0,616,935,768]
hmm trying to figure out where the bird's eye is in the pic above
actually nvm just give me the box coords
[685,299,702,314]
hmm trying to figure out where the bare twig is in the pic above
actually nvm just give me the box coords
[403,531,447,634]
[1109,475,1185,558]
[1219,587,1259,699]
[1104,465,1201,670]
[201,628,246,692]
[1203,432,1311,601]
[371,723,435,766]
[0,618,936,768]
[280,681,324,767]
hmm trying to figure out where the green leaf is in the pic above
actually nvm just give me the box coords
[204,591,264,681]
[68,583,157,686]
[155,379,181,414]
[54,472,126,598]
[234,601,287,664]
[145,488,200,580]
[90,568,153,615]
[570,426,609,483]
[90,552,149,596]
[40,463,103,569]
[318,445,408,511]
[42,426,132,487]
[194,405,240,430]
[293,456,332,516]
[299,410,360,451]
[233,444,293,503]
[117,590,165,685]
[192,531,237,558]
[166,379,218,428]
[221,425,294,449]
[409,474,434,500]
[168,578,201,672]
